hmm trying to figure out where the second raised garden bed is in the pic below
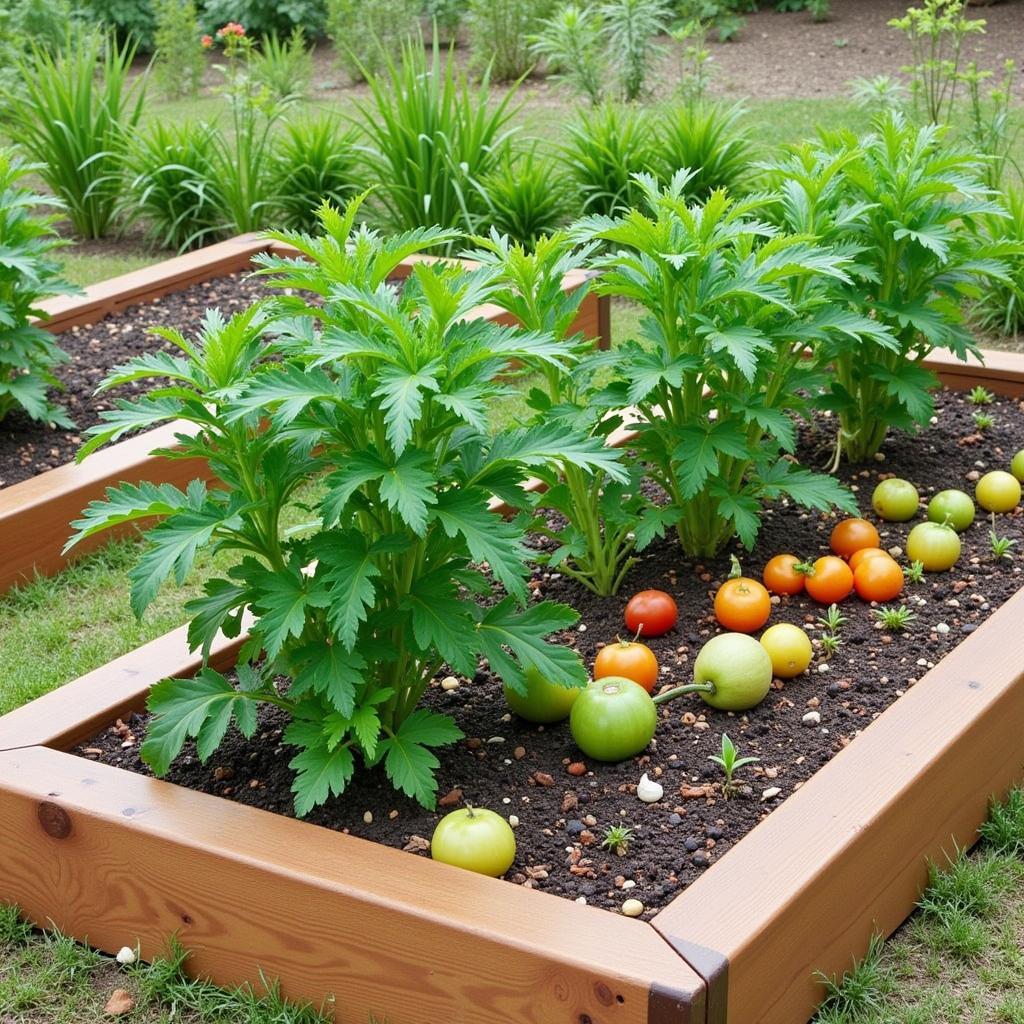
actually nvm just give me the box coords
[0,237,607,594]
[0,349,1022,1024]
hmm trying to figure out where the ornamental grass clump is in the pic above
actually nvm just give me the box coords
[576,171,873,558]
[66,197,623,814]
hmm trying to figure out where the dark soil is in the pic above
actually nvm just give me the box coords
[76,388,1024,917]
[0,273,273,489]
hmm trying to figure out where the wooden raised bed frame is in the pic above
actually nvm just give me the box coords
[0,355,1023,1024]
[0,235,608,595]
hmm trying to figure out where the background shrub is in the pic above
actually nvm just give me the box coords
[530,4,607,106]
[422,0,467,42]
[601,0,670,101]
[12,29,148,239]
[975,187,1024,338]
[326,0,419,82]
[200,0,326,38]
[0,150,75,428]
[466,0,552,81]
[0,0,80,117]
[81,0,156,49]
[152,0,205,99]
[250,27,315,101]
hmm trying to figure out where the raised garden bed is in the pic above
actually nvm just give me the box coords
[0,237,607,594]
[0,350,1023,1023]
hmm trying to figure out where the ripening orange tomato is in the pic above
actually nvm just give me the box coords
[830,518,881,559]
[848,546,891,573]
[853,556,904,602]
[803,556,854,604]
[763,554,807,596]
[594,639,659,693]
[714,576,771,633]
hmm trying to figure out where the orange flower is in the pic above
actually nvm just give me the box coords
[200,33,213,47]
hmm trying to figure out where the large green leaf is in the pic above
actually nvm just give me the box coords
[380,709,463,808]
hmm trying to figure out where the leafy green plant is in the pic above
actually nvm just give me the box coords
[326,0,418,82]
[561,104,656,218]
[653,101,753,201]
[974,186,1024,338]
[968,385,994,405]
[671,4,716,106]
[470,231,653,595]
[12,29,148,239]
[814,935,889,1022]
[82,0,157,49]
[849,74,907,114]
[962,59,1020,191]
[972,410,994,431]
[250,27,314,101]
[123,120,221,251]
[423,0,467,42]
[530,4,607,106]
[478,149,576,248]
[152,0,205,99]
[0,150,76,428]
[888,0,985,125]
[355,40,520,238]
[601,823,635,853]
[708,732,759,797]
[466,0,551,81]
[816,601,846,657]
[66,198,620,814]
[201,0,327,38]
[763,114,1017,464]
[268,117,361,232]
[980,788,1024,857]
[988,517,1016,561]
[872,605,916,630]
[903,559,925,584]
[601,0,670,101]
[577,172,860,557]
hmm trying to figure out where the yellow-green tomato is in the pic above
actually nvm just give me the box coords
[759,623,813,679]
[872,478,920,522]
[1012,449,1024,483]
[569,677,657,762]
[693,633,773,711]
[503,667,580,724]
[927,489,975,532]
[906,521,961,571]
[976,470,1022,513]
[431,807,516,877]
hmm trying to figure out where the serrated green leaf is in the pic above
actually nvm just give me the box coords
[374,361,440,456]
[320,450,387,526]
[378,449,437,536]
[380,709,463,808]
[247,566,331,661]
[289,740,356,817]
[700,323,773,382]
[312,533,382,649]
[351,703,382,759]
[290,639,366,717]
[403,571,478,675]
[185,577,248,659]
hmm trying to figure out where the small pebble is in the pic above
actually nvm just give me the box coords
[567,761,587,776]
[621,898,645,917]
[636,773,664,803]
[440,676,460,691]
[115,946,136,966]
[363,811,373,824]
[509,815,520,827]
[622,879,636,890]
[802,711,821,726]
[762,787,782,802]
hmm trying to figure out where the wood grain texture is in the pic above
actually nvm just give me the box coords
[925,348,1024,397]
[0,744,705,1024]
[652,585,1024,1024]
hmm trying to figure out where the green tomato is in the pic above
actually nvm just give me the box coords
[431,807,516,877]
[976,471,1022,514]
[759,623,813,679]
[693,632,773,710]
[569,677,657,762]
[927,490,975,532]
[872,478,920,522]
[503,667,581,724]
[906,521,961,571]
[1012,449,1024,483]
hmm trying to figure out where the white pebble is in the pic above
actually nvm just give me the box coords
[802,711,821,726]
[509,814,519,827]
[622,879,637,890]
[935,622,950,634]
[487,736,505,744]
[440,676,460,691]
[636,773,664,803]
[761,787,782,802]
[817,663,830,674]
[363,811,373,824]
[575,896,588,904]
[621,898,645,917]
[578,623,587,633]
[115,946,136,965]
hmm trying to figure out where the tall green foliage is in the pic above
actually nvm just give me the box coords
[466,0,551,81]
[12,30,147,239]
[152,0,205,99]
[0,151,76,428]
[67,198,621,814]
[325,0,418,82]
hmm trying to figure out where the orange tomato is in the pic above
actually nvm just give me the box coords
[763,554,807,596]
[848,546,891,572]
[803,556,854,604]
[594,640,659,693]
[853,556,904,602]
[714,576,771,633]
[830,518,881,559]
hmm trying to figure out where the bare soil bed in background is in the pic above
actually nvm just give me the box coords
[76,387,1024,918]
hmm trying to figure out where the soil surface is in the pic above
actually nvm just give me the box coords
[0,273,273,489]
[77,387,1024,917]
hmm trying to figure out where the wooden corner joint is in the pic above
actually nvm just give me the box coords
[651,932,729,1024]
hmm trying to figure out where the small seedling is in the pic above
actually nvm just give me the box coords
[969,386,994,405]
[973,411,995,432]
[903,559,926,584]
[601,824,635,855]
[989,516,1017,561]
[708,732,759,798]
[817,603,848,633]
[819,632,843,657]
[873,605,917,631]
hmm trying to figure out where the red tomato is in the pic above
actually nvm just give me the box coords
[848,546,890,573]
[714,576,771,633]
[624,590,677,638]
[804,556,854,604]
[763,554,807,595]
[830,518,881,559]
[853,556,904,602]
[594,640,659,693]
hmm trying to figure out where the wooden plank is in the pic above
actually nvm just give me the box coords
[0,744,706,1024]
[651,585,1024,1024]
[925,348,1024,397]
